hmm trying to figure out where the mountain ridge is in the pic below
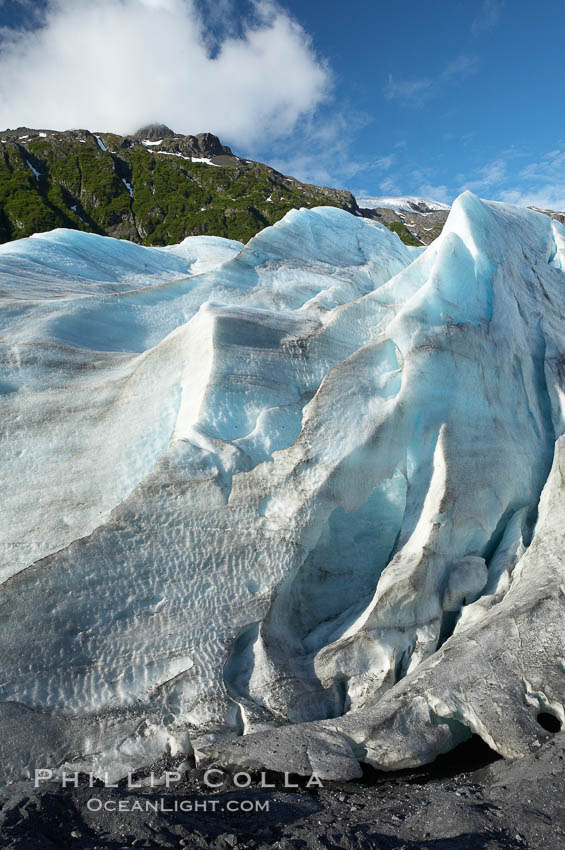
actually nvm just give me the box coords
[0,125,358,246]
[1,126,564,249]
[359,194,565,246]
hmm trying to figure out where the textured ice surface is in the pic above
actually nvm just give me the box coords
[1,197,565,782]
[0,229,243,298]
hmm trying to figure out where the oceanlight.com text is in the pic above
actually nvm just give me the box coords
[86,797,270,814]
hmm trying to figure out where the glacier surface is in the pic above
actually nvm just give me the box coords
[0,195,565,782]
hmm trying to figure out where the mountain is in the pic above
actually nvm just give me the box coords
[358,195,452,245]
[1,194,565,785]
[358,195,451,212]
[0,125,358,246]
[530,205,565,226]
[359,194,565,246]
[3,126,564,252]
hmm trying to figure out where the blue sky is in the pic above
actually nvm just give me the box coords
[269,0,565,206]
[0,0,563,207]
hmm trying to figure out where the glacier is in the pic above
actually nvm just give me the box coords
[0,194,564,783]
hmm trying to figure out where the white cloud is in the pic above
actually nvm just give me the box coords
[374,154,394,171]
[379,176,401,194]
[415,182,450,204]
[455,147,565,210]
[519,149,565,180]
[471,0,504,36]
[459,158,507,192]
[499,186,565,211]
[382,75,433,104]
[266,107,373,188]
[0,0,330,149]
[500,148,565,209]
[383,54,479,106]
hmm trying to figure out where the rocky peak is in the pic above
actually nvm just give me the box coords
[129,125,234,159]
[190,132,233,158]
[132,123,175,140]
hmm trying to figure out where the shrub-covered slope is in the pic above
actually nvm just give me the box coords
[0,126,359,246]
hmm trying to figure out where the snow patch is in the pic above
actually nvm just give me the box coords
[358,196,450,212]
[154,150,191,161]
[190,156,220,167]
[26,160,40,180]
[122,177,134,198]
[94,134,107,152]
[151,150,220,166]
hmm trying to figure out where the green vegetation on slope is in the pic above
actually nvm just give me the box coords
[0,127,424,247]
[386,220,422,247]
[0,129,363,246]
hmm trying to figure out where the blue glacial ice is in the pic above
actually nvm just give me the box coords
[1,196,565,781]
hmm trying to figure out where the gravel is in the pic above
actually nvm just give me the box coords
[1,734,564,849]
